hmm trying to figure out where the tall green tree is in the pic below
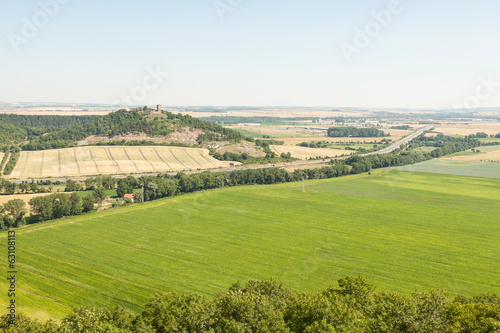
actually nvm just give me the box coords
[2,199,27,226]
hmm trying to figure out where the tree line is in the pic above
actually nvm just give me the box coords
[0,187,108,229]
[327,127,387,138]
[0,134,481,228]
[1,276,499,332]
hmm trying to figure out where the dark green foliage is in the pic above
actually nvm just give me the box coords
[82,194,96,213]
[0,150,10,171]
[21,111,246,150]
[0,114,97,131]
[93,187,107,205]
[255,139,285,146]
[328,127,387,137]
[389,125,412,130]
[1,180,17,195]
[139,293,215,333]
[64,180,82,192]
[0,121,27,144]
[297,141,329,148]
[410,133,481,158]
[29,193,83,222]
[3,150,20,176]
[1,199,26,227]
[2,278,499,332]
[469,132,489,139]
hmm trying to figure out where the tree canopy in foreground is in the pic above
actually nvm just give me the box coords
[1,277,499,332]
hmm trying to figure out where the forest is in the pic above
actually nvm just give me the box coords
[327,127,387,138]
[0,111,246,151]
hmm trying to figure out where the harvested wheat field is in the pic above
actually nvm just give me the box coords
[270,145,352,160]
[10,146,237,179]
[444,146,500,163]
[433,122,500,136]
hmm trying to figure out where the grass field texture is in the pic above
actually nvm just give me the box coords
[270,145,351,159]
[392,159,500,179]
[1,170,499,320]
[9,146,235,179]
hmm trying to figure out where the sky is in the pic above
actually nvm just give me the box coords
[1,0,500,109]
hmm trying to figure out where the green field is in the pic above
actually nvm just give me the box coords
[392,159,500,179]
[1,171,499,320]
[232,128,272,138]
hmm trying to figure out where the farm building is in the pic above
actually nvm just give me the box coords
[123,194,134,202]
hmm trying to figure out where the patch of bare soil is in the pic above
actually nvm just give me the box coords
[205,141,267,157]
[77,128,204,146]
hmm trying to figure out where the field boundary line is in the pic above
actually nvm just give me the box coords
[73,149,82,174]
[107,148,123,173]
[89,147,101,174]
[139,148,157,171]
[58,150,62,177]
[153,147,172,169]
[123,147,140,172]
[199,150,217,167]
[19,152,29,177]
[181,149,204,168]
[0,152,11,176]
[40,151,45,177]
[170,149,188,169]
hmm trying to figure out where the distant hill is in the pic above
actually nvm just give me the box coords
[15,111,246,150]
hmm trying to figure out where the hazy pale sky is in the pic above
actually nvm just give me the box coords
[1,0,500,109]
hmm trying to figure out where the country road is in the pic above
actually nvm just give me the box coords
[7,126,433,184]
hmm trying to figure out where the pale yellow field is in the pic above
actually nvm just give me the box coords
[0,193,56,212]
[433,122,500,136]
[0,152,4,164]
[10,146,238,179]
[270,145,352,160]
[234,125,410,146]
[444,146,500,163]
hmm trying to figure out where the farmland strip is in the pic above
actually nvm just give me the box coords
[58,150,62,176]
[40,151,45,177]
[199,150,217,166]
[180,149,203,168]
[139,148,157,171]
[89,148,101,174]
[19,152,29,176]
[104,147,121,173]
[123,148,139,172]
[73,149,81,174]
[169,149,188,169]
[153,147,172,169]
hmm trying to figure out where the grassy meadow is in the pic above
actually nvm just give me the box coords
[9,146,235,179]
[1,170,499,320]
[392,159,500,179]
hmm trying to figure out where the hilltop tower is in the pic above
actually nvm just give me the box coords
[157,104,162,113]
